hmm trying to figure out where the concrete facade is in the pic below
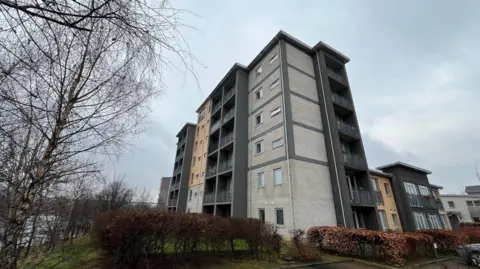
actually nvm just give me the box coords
[157,177,171,208]
[441,194,480,230]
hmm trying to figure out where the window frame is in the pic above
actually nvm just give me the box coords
[273,168,283,185]
[269,54,278,64]
[257,172,265,188]
[474,200,480,206]
[391,213,399,229]
[414,212,429,230]
[378,210,388,231]
[259,209,266,223]
[384,183,390,195]
[255,140,264,155]
[272,137,284,149]
[418,185,430,196]
[448,201,455,208]
[255,87,263,100]
[255,65,263,76]
[271,106,281,117]
[275,208,284,225]
[467,201,474,206]
[270,78,280,90]
[255,112,263,126]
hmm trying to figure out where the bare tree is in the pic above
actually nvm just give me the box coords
[0,0,194,267]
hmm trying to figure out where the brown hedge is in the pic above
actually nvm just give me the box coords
[92,211,281,268]
[307,226,467,267]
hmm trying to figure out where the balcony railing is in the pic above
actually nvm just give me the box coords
[204,192,215,204]
[175,152,184,161]
[210,121,220,134]
[220,132,234,147]
[205,166,217,178]
[337,121,359,138]
[343,153,367,169]
[173,167,182,175]
[224,89,235,102]
[217,190,232,203]
[170,182,180,190]
[332,92,353,110]
[350,189,374,205]
[168,199,177,207]
[375,191,383,205]
[177,137,185,145]
[406,194,438,208]
[218,160,233,173]
[327,68,347,85]
[223,108,235,123]
[212,102,222,113]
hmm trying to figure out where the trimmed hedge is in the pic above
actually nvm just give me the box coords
[93,211,281,268]
[307,226,467,267]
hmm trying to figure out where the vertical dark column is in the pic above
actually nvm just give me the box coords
[279,40,295,158]
[387,169,418,232]
[177,125,195,212]
[232,69,249,217]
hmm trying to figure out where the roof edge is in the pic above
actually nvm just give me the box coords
[376,161,432,175]
[176,122,197,137]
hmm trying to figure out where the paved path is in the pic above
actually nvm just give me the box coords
[297,261,383,269]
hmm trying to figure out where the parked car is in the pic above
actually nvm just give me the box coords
[457,244,480,267]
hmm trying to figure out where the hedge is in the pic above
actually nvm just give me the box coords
[93,211,281,268]
[307,226,467,267]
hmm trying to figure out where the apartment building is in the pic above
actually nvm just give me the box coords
[167,31,380,231]
[377,162,446,232]
[441,194,480,230]
[370,169,402,231]
[157,177,171,208]
[167,123,196,212]
[185,100,212,213]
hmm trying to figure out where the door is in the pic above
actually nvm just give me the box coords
[352,208,365,229]
[346,174,358,200]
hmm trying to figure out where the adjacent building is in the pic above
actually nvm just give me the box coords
[430,184,451,229]
[157,177,171,208]
[167,123,196,212]
[377,162,446,232]
[441,194,480,230]
[370,169,402,231]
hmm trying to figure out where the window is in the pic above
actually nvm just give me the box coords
[202,172,205,178]
[378,210,388,231]
[418,185,430,196]
[191,173,194,181]
[414,212,429,230]
[428,214,442,229]
[448,201,455,208]
[474,200,480,206]
[467,201,474,206]
[201,125,204,129]
[255,113,263,126]
[276,208,284,225]
[189,190,192,198]
[255,65,263,76]
[384,183,390,195]
[404,182,418,194]
[370,177,379,191]
[255,87,263,100]
[196,174,199,178]
[200,140,203,144]
[271,106,281,117]
[259,209,265,223]
[272,137,284,149]
[204,153,206,158]
[274,168,283,185]
[440,214,447,229]
[195,192,197,197]
[198,156,201,162]
[193,158,195,166]
[270,79,280,90]
[195,141,198,149]
[269,54,278,64]
[392,214,399,229]
[255,140,264,154]
[257,172,264,187]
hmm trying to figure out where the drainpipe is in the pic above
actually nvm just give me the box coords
[315,51,346,227]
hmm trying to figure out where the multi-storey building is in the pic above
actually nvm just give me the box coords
[370,169,402,231]
[186,100,212,213]
[377,162,446,231]
[430,184,451,229]
[167,123,196,212]
[441,194,480,230]
[157,177,171,208]
[167,31,381,232]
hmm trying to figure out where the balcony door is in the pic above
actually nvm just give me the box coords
[346,174,358,199]
[352,208,365,229]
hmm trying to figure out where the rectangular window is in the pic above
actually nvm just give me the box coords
[193,158,195,166]
[255,87,263,100]
[370,177,379,191]
[428,214,442,229]
[392,214,399,229]
[384,183,390,195]
[378,210,388,231]
[272,137,284,149]
[448,201,455,208]
[274,168,283,185]
[414,212,429,230]
[474,201,480,206]
[418,185,430,196]
[276,208,284,225]
[189,190,192,201]
[255,65,263,76]
[270,79,280,90]
[257,172,264,187]
[467,201,474,206]
[259,209,265,223]
[271,106,281,117]
[404,182,419,194]
[255,113,263,126]
[269,54,278,64]
[255,140,264,154]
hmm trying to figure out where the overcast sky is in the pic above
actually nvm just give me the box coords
[111,0,480,199]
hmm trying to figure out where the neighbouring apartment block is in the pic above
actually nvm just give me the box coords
[157,177,171,208]
[441,190,480,230]
[370,169,402,231]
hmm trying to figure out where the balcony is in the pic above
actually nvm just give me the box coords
[327,68,347,85]
[332,92,353,111]
[173,167,182,175]
[205,166,217,178]
[175,152,184,161]
[209,143,218,154]
[210,121,221,134]
[375,191,383,205]
[343,153,367,170]
[217,190,232,203]
[469,206,480,218]
[168,199,177,207]
[224,89,235,102]
[223,108,235,123]
[212,102,222,113]
[170,182,180,190]
[220,132,234,148]
[218,160,233,173]
[204,192,215,204]
[350,189,374,205]
[406,194,438,209]
[177,137,185,145]
[337,121,360,139]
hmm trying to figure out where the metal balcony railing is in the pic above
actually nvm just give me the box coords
[204,192,215,204]
[223,108,235,123]
[168,199,177,207]
[173,167,182,175]
[350,189,374,205]
[205,167,217,178]
[224,89,235,102]
[170,182,180,190]
[337,121,359,138]
[177,137,185,145]
[332,92,353,110]
[218,160,233,173]
[220,132,234,147]
[212,102,222,113]
[327,68,347,84]
[375,191,383,205]
[210,121,220,134]
[406,194,438,208]
[216,190,232,203]
[342,153,367,169]
[175,152,184,161]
